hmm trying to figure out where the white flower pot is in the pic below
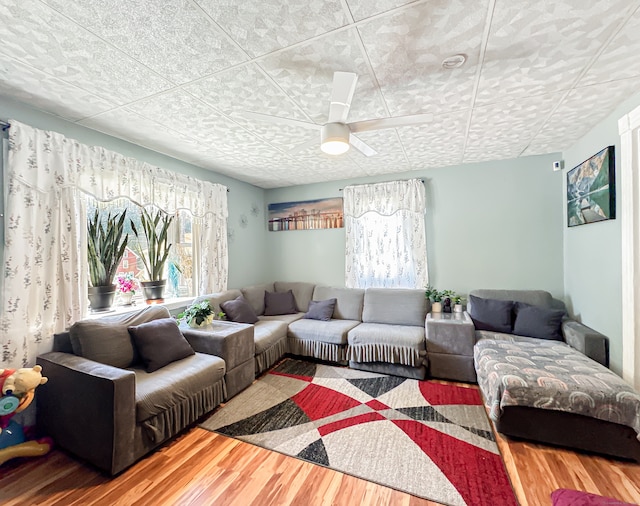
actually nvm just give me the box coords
[431,301,442,313]
[120,291,133,305]
[454,304,463,313]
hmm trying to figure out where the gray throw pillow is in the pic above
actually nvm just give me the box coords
[128,318,195,372]
[513,302,564,341]
[304,298,337,321]
[69,320,137,368]
[263,290,297,316]
[220,295,259,324]
[468,294,514,333]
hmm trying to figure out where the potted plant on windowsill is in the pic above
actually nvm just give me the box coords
[132,208,175,303]
[87,209,129,312]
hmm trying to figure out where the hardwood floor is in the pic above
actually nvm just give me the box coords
[1,424,639,506]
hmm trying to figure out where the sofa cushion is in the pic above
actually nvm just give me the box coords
[275,281,316,312]
[347,322,426,367]
[131,352,225,422]
[220,295,259,324]
[305,299,337,321]
[259,313,305,325]
[254,319,288,354]
[69,305,170,368]
[288,318,361,345]
[264,290,297,315]
[312,286,364,321]
[513,302,564,341]
[468,295,514,333]
[128,318,195,372]
[241,283,274,315]
[469,289,554,309]
[362,288,427,327]
[194,289,242,314]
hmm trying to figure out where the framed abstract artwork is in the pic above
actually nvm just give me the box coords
[268,197,343,231]
[566,146,615,227]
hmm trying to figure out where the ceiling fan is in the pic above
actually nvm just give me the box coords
[242,71,434,157]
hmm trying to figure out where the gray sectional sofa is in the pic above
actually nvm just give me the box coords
[195,282,430,385]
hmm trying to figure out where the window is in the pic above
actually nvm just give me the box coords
[344,179,428,289]
[87,198,197,298]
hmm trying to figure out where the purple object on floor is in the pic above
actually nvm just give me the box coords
[551,488,638,506]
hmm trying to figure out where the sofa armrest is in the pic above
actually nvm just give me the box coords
[36,352,136,475]
[561,320,610,367]
[181,322,254,371]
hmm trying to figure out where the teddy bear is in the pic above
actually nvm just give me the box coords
[0,365,48,396]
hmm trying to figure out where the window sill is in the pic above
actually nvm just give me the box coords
[85,296,194,320]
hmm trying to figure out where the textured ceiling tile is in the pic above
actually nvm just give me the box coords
[185,65,317,148]
[345,0,416,22]
[464,92,559,162]
[0,0,171,103]
[397,109,469,168]
[358,0,488,116]
[0,55,116,121]
[522,77,640,156]
[582,7,640,85]
[476,0,630,105]
[344,129,410,174]
[41,0,247,84]
[259,28,387,123]
[197,0,348,57]
[126,89,282,158]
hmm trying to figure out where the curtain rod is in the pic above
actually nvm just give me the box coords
[1,120,9,131]
[338,178,424,191]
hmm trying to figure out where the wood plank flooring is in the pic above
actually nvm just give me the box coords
[2,376,640,506]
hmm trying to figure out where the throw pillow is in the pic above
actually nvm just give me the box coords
[69,320,137,368]
[220,295,259,324]
[513,302,564,341]
[263,290,297,316]
[468,294,514,333]
[551,488,636,506]
[128,318,195,372]
[304,298,337,321]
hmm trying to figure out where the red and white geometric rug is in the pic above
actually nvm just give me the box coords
[200,359,517,506]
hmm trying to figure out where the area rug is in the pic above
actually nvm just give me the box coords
[200,359,517,506]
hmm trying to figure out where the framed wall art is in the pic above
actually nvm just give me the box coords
[566,146,615,227]
[268,197,343,231]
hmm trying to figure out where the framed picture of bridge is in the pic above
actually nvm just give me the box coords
[566,146,615,227]
[268,197,343,231]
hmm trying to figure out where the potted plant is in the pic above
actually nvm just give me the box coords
[131,208,175,302]
[87,209,129,312]
[177,300,215,328]
[453,295,465,313]
[425,285,444,313]
[115,272,138,305]
[441,289,456,313]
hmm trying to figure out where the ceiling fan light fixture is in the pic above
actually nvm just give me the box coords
[321,123,350,155]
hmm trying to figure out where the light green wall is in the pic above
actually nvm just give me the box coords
[0,97,268,289]
[562,91,640,375]
[266,153,564,298]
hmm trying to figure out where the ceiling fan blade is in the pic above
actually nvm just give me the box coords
[348,113,434,133]
[328,71,358,123]
[289,136,320,154]
[349,134,377,157]
[241,111,321,130]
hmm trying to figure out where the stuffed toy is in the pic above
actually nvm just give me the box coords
[0,365,52,465]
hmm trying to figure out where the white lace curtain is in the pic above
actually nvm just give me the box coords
[1,120,228,368]
[344,179,428,289]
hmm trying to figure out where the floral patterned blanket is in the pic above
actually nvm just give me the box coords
[474,336,640,442]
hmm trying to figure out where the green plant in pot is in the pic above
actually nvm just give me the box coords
[87,209,129,312]
[425,285,445,313]
[131,208,175,303]
[178,300,215,328]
